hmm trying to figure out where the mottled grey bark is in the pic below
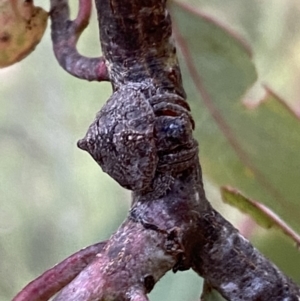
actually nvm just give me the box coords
[12,0,300,301]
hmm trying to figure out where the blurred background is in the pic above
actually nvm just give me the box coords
[1,0,300,300]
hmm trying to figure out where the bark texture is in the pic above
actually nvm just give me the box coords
[12,0,300,300]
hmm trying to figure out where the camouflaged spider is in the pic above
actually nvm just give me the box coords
[78,83,197,195]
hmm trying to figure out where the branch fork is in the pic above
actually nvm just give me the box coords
[12,1,300,301]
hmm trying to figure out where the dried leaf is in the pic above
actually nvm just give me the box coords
[0,0,48,68]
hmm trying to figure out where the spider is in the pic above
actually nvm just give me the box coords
[78,84,198,196]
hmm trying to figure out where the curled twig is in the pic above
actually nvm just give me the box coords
[50,0,108,81]
[11,1,300,300]
[12,242,107,301]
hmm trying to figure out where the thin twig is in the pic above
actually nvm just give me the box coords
[50,0,108,81]
[12,242,106,301]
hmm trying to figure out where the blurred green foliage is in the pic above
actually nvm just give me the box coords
[0,1,300,300]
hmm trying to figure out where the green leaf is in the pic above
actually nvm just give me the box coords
[221,186,274,228]
[171,2,300,233]
[201,281,226,301]
[221,186,300,247]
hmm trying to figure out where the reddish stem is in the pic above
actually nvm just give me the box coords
[12,241,107,301]
[50,0,109,81]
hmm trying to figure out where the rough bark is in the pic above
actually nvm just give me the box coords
[12,0,300,300]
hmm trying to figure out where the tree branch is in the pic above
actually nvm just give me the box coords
[12,242,107,301]
[50,0,108,81]
[12,0,300,300]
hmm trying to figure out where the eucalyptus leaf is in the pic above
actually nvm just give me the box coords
[171,2,300,233]
[201,281,227,301]
[221,186,300,247]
